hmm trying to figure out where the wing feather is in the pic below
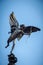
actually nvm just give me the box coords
[23,26,40,34]
[9,12,19,28]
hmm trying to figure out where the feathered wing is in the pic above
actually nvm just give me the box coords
[9,12,19,29]
[23,26,40,35]
[17,26,41,40]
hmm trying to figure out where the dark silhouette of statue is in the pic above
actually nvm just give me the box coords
[5,12,40,65]
[5,12,40,53]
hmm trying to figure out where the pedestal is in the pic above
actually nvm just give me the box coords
[8,53,17,65]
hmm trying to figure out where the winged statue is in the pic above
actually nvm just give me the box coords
[5,12,40,53]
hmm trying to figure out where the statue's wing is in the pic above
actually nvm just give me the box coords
[23,26,40,35]
[9,12,19,28]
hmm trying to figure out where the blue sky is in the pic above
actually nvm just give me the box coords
[0,0,43,65]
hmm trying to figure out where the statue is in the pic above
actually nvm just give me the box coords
[5,12,40,65]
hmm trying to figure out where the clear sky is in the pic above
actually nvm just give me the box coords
[0,0,43,65]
